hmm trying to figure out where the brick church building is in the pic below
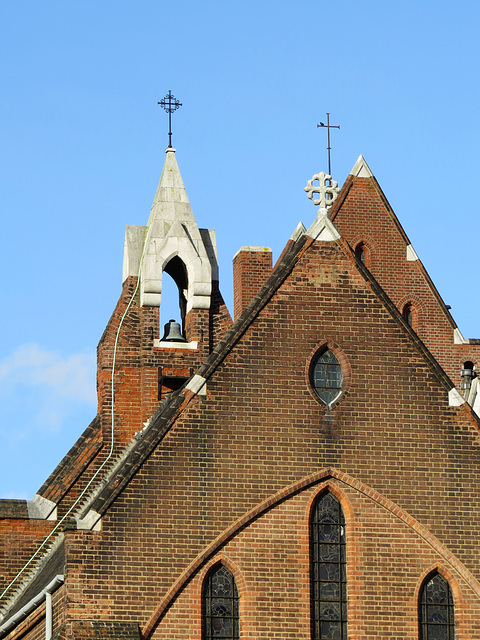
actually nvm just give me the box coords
[1,146,480,639]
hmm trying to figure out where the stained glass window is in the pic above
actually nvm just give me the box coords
[203,565,239,640]
[310,492,347,640]
[311,350,343,406]
[419,573,455,640]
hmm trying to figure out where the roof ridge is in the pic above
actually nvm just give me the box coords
[38,415,102,503]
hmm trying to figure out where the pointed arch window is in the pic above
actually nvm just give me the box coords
[203,565,239,640]
[310,492,347,640]
[419,572,454,639]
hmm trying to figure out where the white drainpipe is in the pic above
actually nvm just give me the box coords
[45,591,52,640]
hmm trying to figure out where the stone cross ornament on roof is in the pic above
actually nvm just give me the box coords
[304,171,340,211]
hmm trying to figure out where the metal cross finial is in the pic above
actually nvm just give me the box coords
[158,90,182,148]
[317,113,340,177]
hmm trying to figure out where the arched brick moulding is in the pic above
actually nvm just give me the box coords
[397,294,425,333]
[305,339,352,409]
[413,563,463,609]
[305,481,355,529]
[197,555,247,601]
[350,234,378,270]
[456,356,478,373]
[397,294,425,315]
[141,468,480,639]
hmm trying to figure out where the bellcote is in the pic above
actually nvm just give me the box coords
[123,148,218,311]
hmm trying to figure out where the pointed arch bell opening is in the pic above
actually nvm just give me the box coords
[159,256,188,337]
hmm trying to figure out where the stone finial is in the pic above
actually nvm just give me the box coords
[304,171,340,210]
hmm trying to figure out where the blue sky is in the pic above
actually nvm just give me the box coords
[1,1,479,498]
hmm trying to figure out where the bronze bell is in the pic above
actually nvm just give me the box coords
[162,319,187,342]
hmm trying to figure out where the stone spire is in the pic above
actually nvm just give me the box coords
[147,147,199,231]
[123,148,217,310]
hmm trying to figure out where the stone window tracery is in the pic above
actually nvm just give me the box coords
[203,564,239,640]
[310,492,347,640]
[419,572,454,639]
[311,349,343,406]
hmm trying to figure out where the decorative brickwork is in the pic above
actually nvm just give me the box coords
[70,621,140,639]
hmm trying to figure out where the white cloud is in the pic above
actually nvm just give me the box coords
[2,491,28,500]
[0,343,96,432]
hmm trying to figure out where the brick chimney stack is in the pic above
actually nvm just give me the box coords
[233,246,272,320]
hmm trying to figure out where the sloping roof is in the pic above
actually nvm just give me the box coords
[0,539,64,630]
[39,415,103,503]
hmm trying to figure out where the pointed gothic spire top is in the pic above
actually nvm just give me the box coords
[123,144,218,314]
[147,147,196,229]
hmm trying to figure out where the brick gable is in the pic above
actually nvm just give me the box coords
[330,168,480,387]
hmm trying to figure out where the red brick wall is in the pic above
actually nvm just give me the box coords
[96,278,225,448]
[0,519,55,593]
[44,278,230,518]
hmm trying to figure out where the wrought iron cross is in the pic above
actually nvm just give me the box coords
[317,113,340,177]
[158,90,182,148]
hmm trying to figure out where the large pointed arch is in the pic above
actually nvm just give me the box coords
[141,468,480,639]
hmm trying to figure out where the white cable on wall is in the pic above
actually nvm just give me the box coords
[0,232,149,603]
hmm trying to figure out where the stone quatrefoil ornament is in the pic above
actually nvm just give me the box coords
[304,171,340,210]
